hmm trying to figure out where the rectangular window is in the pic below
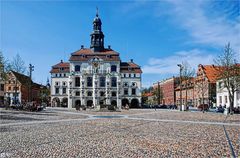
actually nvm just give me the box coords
[55,87,59,94]
[111,77,117,87]
[112,91,116,97]
[100,77,106,87]
[219,96,222,104]
[225,96,228,104]
[75,77,80,87]
[133,74,136,78]
[75,91,80,96]
[8,87,11,91]
[124,74,126,78]
[87,77,92,87]
[124,89,128,95]
[132,88,136,95]
[62,88,66,94]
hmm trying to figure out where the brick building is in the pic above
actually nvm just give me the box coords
[5,71,44,105]
[153,77,180,105]
[194,64,220,107]
[175,78,195,106]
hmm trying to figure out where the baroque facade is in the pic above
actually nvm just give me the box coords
[50,12,142,109]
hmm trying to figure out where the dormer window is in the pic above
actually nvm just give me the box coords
[75,65,80,72]
[111,65,117,72]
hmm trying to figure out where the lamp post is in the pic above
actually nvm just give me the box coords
[28,64,34,102]
[177,64,183,111]
[157,81,160,105]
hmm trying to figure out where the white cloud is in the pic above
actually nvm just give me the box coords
[142,49,215,74]
[165,0,240,51]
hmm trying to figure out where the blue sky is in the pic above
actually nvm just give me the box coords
[1,0,239,87]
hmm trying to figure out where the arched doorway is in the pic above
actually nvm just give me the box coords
[87,100,93,107]
[131,98,139,108]
[62,98,68,107]
[52,98,60,107]
[75,100,81,108]
[122,98,129,107]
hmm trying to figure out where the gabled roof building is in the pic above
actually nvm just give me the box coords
[50,11,142,109]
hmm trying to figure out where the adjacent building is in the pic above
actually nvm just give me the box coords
[175,78,195,106]
[194,64,219,107]
[0,80,4,105]
[50,12,142,109]
[216,79,240,108]
[153,77,180,105]
[4,71,43,105]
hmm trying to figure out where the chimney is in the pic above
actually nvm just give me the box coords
[81,45,84,49]
[130,59,133,63]
[108,45,111,49]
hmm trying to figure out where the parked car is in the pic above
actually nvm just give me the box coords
[215,106,224,113]
[197,104,209,111]
[233,107,240,114]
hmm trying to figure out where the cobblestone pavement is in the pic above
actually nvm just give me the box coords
[0,108,239,158]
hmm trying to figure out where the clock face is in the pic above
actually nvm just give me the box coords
[93,62,98,68]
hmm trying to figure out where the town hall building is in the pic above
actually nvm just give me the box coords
[50,11,142,109]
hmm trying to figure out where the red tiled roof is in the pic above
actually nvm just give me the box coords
[143,92,153,97]
[120,62,142,73]
[69,48,121,61]
[50,61,70,73]
[201,65,221,83]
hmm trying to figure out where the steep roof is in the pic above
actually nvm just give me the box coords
[69,48,120,61]
[11,71,42,88]
[200,65,221,83]
[50,61,70,73]
[120,61,142,73]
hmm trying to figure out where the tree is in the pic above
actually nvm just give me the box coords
[10,54,26,74]
[215,43,240,113]
[152,85,164,105]
[181,61,195,107]
[0,52,11,80]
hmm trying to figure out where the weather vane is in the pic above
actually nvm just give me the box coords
[96,7,99,17]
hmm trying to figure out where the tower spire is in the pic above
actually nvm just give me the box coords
[90,8,104,52]
[96,7,99,17]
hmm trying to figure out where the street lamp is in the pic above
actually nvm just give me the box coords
[177,64,183,111]
[28,64,34,102]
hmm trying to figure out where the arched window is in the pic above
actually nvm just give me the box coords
[111,65,117,72]
[75,65,80,72]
